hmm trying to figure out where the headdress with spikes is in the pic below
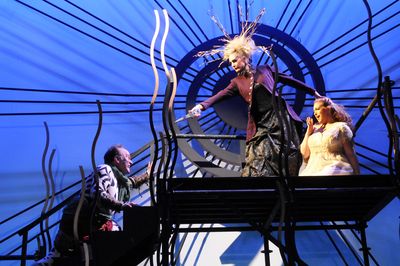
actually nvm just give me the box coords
[196,6,271,64]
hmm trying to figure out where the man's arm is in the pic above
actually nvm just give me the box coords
[96,165,125,211]
[129,172,149,188]
[128,162,151,188]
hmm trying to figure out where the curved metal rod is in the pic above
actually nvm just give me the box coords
[156,132,167,184]
[269,49,291,261]
[73,166,86,243]
[159,9,173,266]
[278,91,292,178]
[148,143,157,203]
[156,132,167,266]
[150,10,161,105]
[269,50,288,182]
[40,121,50,252]
[156,226,162,266]
[382,77,400,178]
[159,79,174,266]
[395,116,400,175]
[149,9,161,206]
[89,100,103,238]
[167,68,179,182]
[270,50,290,178]
[160,9,170,78]
[91,100,102,174]
[362,0,393,175]
[159,9,172,183]
[269,51,283,176]
[169,226,179,265]
[44,148,56,250]
[82,242,90,266]
[172,225,191,265]
[162,78,173,184]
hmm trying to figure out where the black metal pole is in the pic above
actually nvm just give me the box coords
[263,236,271,266]
[359,222,371,266]
[20,232,27,266]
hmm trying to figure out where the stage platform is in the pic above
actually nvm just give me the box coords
[167,175,397,226]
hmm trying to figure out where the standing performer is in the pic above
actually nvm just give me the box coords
[189,9,321,177]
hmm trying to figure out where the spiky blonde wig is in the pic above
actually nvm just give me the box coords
[222,34,257,61]
[196,7,269,63]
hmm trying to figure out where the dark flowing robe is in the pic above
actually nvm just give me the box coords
[200,65,316,177]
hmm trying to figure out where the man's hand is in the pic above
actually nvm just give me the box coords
[146,162,152,176]
[122,202,136,211]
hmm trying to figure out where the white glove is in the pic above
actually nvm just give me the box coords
[189,104,203,117]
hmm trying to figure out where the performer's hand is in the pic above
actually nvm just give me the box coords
[146,162,152,176]
[189,104,203,117]
[306,117,314,136]
[122,202,136,211]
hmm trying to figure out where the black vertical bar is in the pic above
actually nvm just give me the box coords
[331,222,364,265]
[343,221,381,266]
[236,0,241,32]
[359,222,370,266]
[228,0,234,33]
[158,133,169,266]
[263,236,271,266]
[20,232,27,266]
[245,0,248,20]
[383,76,399,176]
[284,220,295,265]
